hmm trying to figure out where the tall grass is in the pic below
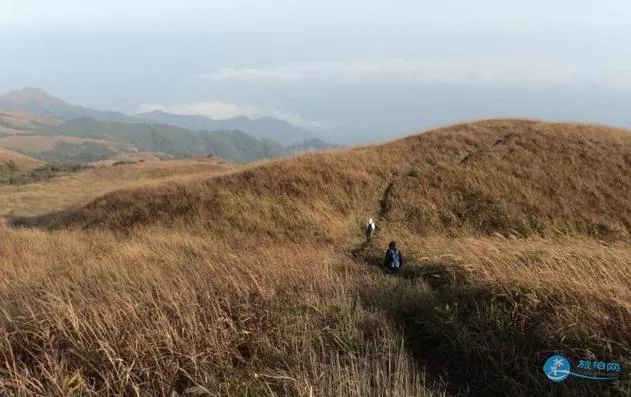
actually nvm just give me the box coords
[0,157,236,220]
[0,227,447,396]
[1,226,629,395]
[1,119,631,396]
[40,120,631,241]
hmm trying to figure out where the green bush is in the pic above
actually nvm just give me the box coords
[0,161,91,186]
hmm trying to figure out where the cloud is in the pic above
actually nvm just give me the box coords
[200,58,631,90]
[136,101,325,130]
[138,102,260,119]
[203,60,420,83]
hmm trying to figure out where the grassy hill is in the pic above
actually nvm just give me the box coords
[0,88,134,122]
[48,119,631,240]
[43,118,288,163]
[0,147,43,169]
[0,148,89,187]
[88,152,164,167]
[0,134,124,153]
[1,119,630,396]
[0,110,140,164]
[0,109,291,164]
[0,108,335,165]
[0,110,63,135]
[1,88,331,148]
[0,157,236,219]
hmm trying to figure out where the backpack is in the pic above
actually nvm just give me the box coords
[386,248,400,269]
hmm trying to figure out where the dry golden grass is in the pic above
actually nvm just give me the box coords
[0,157,237,219]
[1,225,629,396]
[0,148,43,170]
[1,119,630,396]
[88,152,163,168]
[0,135,124,153]
[49,119,631,242]
[0,226,446,396]
[352,235,631,396]
[0,110,63,136]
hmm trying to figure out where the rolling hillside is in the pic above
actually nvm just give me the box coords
[0,109,330,164]
[0,134,126,153]
[0,156,237,219]
[50,119,631,240]
[0,88,332,148]
[0,88,133,122]
[0,110,143,164]
[43,117,288,163]
[87,152,164,167]
[1,119,630,397]
[0,110,63,135]
[0,147,43,169]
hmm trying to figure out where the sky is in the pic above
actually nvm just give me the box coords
[2,0,631,144]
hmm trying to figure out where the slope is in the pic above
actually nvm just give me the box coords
[1,156,237,220]
[50,119,631,240]
[0,88,133,122]
[0,135,126,153]
[87,152,163,167]
[3,119,630,397]
[43,117,288,163]
[0,110,64,135]
[0,109,289,164]
[1,88,328,148]
[0,147,43,170]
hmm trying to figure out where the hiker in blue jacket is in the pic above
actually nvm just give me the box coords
[383,241,403,273]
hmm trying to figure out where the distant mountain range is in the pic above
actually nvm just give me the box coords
[0,90,340,165]
[43,117,290,164]
[0,88,133,123]
[136,110,318,147]
[0,109,302,164]
[0,88,327,147]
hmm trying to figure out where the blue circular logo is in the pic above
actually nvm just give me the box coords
[543,355,571,382]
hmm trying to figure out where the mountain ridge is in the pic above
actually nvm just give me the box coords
[134,110,317,146]
[0,88,328,147]
[36,118,631,241]
[0,88,133,122]
[0,109,338,164]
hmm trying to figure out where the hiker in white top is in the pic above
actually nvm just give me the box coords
[365,218,376,242]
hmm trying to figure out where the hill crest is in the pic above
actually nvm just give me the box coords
[25,118,631,242]
[1,88,331,147]
[0,147,43,170]
[0,109,334,165]
[0,110,64,135]
[1,88,69,108]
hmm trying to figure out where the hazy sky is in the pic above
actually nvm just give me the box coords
[2,0,631,143]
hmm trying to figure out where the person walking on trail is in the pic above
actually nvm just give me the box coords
[365,218,376,242]
[384,241,403,274]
